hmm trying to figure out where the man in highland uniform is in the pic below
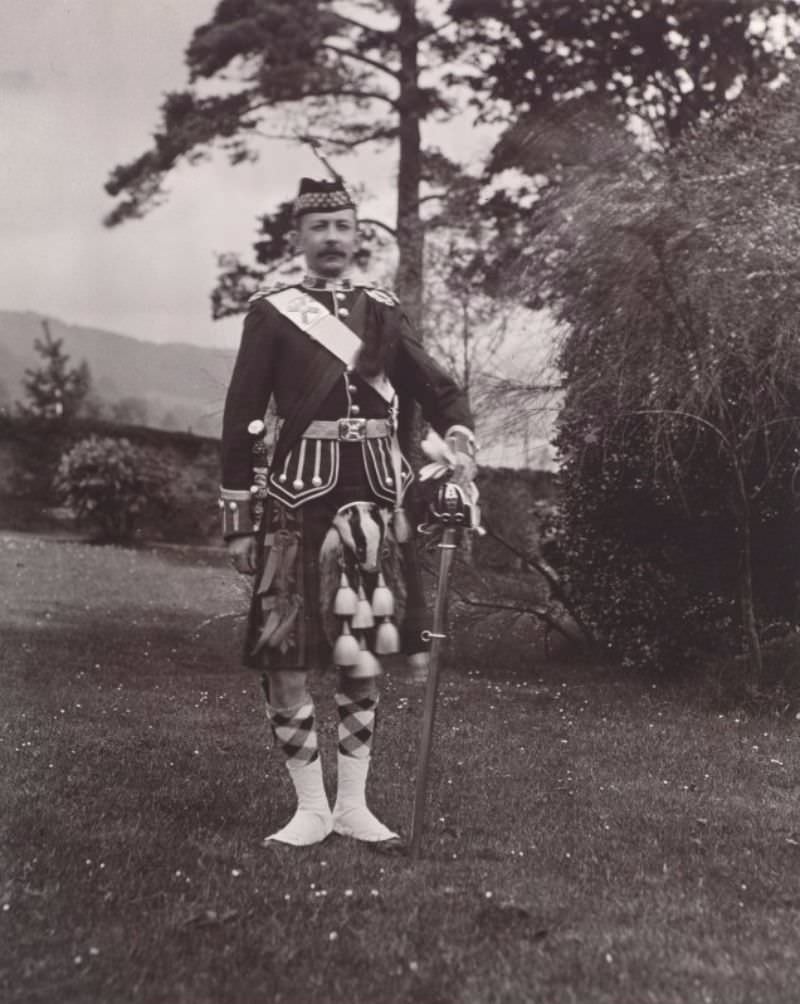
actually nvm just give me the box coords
[220,177,476,848]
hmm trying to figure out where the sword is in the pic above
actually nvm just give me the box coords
[408,477,476,860]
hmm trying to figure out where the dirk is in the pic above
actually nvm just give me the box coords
[248,419,270,532]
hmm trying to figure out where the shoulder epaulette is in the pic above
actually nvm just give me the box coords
[249,282,296,304]
[361,285,399,307]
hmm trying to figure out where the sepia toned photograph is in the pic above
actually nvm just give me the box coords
[3,2,800,1002]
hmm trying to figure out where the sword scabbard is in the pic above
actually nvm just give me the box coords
[409,525,458,859]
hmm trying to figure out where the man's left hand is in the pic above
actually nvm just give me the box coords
[445,427,477,489]
[450,449,477,489]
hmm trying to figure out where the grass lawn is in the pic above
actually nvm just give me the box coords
[2,530,800,1004]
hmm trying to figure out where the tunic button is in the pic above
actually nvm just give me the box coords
[348,383,358,394]
[339,307,349,317]
[350,404,361,415]
[337,291,347,301]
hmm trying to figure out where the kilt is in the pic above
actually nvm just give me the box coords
[242,444,429,671]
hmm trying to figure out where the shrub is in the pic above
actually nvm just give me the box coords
[549,416,800,671]
[55,436,174,542]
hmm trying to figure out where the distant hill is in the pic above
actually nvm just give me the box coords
[0,311,235,437]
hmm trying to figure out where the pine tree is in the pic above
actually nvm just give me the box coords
[20,321,92,422]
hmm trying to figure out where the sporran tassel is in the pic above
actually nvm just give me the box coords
[371,573,394,617]
[351,584,375,630]
[333,571,358,617]
[375,616,400,655]
[333,620,360,666]
[352,634,382,678]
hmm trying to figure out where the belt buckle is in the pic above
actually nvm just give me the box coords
[338,417,367,442]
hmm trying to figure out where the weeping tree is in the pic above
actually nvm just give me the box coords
[510,71,800,674]
[104,0,492,330]
[440,0,800,673]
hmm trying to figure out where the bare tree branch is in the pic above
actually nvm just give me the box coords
[321,42,401,81]
[359,216,398,239]
[479,523,596,649]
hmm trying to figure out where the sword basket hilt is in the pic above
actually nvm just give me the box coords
[429,481,473,529]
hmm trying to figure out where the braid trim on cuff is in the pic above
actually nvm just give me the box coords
[219,487,256,537]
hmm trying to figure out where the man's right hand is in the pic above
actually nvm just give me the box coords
[227,534,257,575]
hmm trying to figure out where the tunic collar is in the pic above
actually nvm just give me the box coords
[301,273,354,292]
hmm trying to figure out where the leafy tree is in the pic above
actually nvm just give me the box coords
[453,0,799,151]
[451,1,799,292]
[520,68,800,675]
[20,321,93,422]
[104,0,486,329]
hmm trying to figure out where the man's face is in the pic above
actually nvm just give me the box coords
[293,208,359,277]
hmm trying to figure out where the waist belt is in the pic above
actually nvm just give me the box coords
[303,418,391,442]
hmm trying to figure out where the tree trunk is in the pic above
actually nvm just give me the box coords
[394,0,424,335]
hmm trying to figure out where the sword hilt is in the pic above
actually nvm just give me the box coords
[429,480,473,528]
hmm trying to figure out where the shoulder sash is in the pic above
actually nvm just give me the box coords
[267,287,393,404]
[268,287,359,366]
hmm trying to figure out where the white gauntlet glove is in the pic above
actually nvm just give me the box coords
[444,425,477,488]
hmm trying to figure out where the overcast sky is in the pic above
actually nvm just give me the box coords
[0,0,496,350]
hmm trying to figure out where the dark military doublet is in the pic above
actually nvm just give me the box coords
[220,276,472,520]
